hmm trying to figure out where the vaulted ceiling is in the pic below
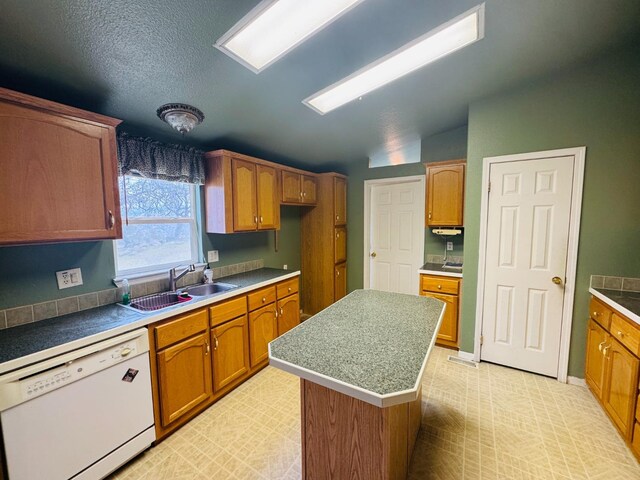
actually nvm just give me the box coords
[1,0,639,168]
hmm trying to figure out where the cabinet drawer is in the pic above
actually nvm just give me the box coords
[277,278,299,299]
[590,296,613,330]
[248,286,276,311]
[209,295,247,327]
[421,275,459,295]
[155,308,208,350]
[611,313,640,356]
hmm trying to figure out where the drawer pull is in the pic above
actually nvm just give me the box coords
[288,287,291,292]
[262,296,266,303]
[617,330,625,337]
[592,311,600,317]
[437,285,442,290]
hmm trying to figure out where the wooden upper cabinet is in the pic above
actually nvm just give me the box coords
[334,176,347,225]
[232,158,258,231]
[205,150,281,233]
[256,165,279,230]
[282,171,302,203]
[281,171,317,205]
[426,161,465,227]
[0,87,122,245]
[334,227,347,264]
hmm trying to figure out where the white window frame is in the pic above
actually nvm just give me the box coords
[113,181,201,278]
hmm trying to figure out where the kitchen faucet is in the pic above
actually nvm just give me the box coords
[169,264,196,291]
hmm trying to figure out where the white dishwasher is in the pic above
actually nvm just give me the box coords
[0,328,155,480]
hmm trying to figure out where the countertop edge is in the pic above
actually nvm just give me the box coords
[268,297,446,408]
[418,269,463,279]
[0,271,301,375]
[589,288,640,326]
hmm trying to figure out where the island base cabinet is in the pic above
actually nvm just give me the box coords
[301,379,421,480]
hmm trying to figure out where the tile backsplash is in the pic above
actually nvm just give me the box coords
[590,275,640,292]
[426,254,464,265]
[0,259,264,330]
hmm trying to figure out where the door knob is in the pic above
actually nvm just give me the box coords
[552,276,562,285]
[370,252,377,258]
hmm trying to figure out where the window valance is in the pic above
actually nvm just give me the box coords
[117,132,205,184]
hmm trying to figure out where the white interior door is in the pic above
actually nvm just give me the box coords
[481,156,574,377]
[369,179,424,294]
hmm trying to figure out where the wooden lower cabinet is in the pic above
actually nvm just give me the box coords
[585,295,640,455]
[335,262,347,301]
[249,304,278,367]
[585,318,608,398]
[602,339,639,439]
[278,293,300,336]
[155,330,213,427]
[419,274,461,348]
[212,315,250,392]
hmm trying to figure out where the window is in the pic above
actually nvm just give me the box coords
[114,176,200,276]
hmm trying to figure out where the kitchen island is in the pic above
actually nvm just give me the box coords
[269,289,445,480]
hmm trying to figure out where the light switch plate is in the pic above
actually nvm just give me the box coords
[207,250,219,263]
[56,268,83,289]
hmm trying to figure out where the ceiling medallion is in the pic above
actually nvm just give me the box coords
[156,103,205,134]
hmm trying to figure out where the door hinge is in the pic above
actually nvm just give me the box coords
[488,181,491,193]
[480,334,484,346]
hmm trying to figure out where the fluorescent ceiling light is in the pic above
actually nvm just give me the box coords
[304,4,485,115]
[215,0,366,73]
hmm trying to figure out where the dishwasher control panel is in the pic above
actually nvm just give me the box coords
[0,328,149,411]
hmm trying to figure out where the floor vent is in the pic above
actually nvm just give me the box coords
[447,355,479,369]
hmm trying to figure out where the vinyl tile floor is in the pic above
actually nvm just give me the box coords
[109,347,640,479]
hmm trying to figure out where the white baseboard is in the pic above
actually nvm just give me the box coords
[457,351,475,362]
[567,376,586,387]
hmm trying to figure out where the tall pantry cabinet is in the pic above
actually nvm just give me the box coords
[301,173,347,315]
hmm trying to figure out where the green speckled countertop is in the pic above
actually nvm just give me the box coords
[269,289,445,407]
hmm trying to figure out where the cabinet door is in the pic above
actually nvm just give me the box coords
[249,304,278,367]
[277,293,300,336]
[0,101,120,244]
[334,177,347,226]
[585,319,608,399]
[232,158,257,231]
[301,175,317,204]
[256,164,280,230]
[282,171,301,203]
[602,339,640,439]
[156,332,212,427]
[421,291,459,347]
[426,163,464,227]
[212,315,250,392]
[334,227,347,264]
[334,262,347,301]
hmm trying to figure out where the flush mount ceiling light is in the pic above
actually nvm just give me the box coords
[156,103,205,134]
[215,0,366,73]
[304,3,485,115]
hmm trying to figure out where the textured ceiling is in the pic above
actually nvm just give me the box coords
[1,0,639,169]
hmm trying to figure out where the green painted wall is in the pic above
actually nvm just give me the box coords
[345,126,468,291]
[461,45,640,378]
[0,188,301,310]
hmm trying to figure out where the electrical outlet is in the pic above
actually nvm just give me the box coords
[207,250,219,263]
[283,264,288,270]
[56,268,83,289]
[446,241,454,251]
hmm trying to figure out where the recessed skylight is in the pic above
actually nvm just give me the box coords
[304,4,485,115]
[215,0,366,73]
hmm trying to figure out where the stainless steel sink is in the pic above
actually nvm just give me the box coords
[185,282,238,296]
[128,292,193,312]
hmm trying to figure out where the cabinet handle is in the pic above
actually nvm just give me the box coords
[428,212,432,220]
[602,343,611,357]
[336,232,340,238]
[260,215,263,223]
[262,296,266,303]
[303,191,306,197]
[592,311,600,317]
[254,215,258,224]
[213,335,219,350]
[617,330,625,337]
[437,285,442,290]
[205,341,210,355]
[336,270,340,277]
[275,309,278,318]
[280,307,284,315]
[108,210,115,229]
[336,215,340,221]
[288,287,291,292]
[300,191,303,198]
[598,341,605,352]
